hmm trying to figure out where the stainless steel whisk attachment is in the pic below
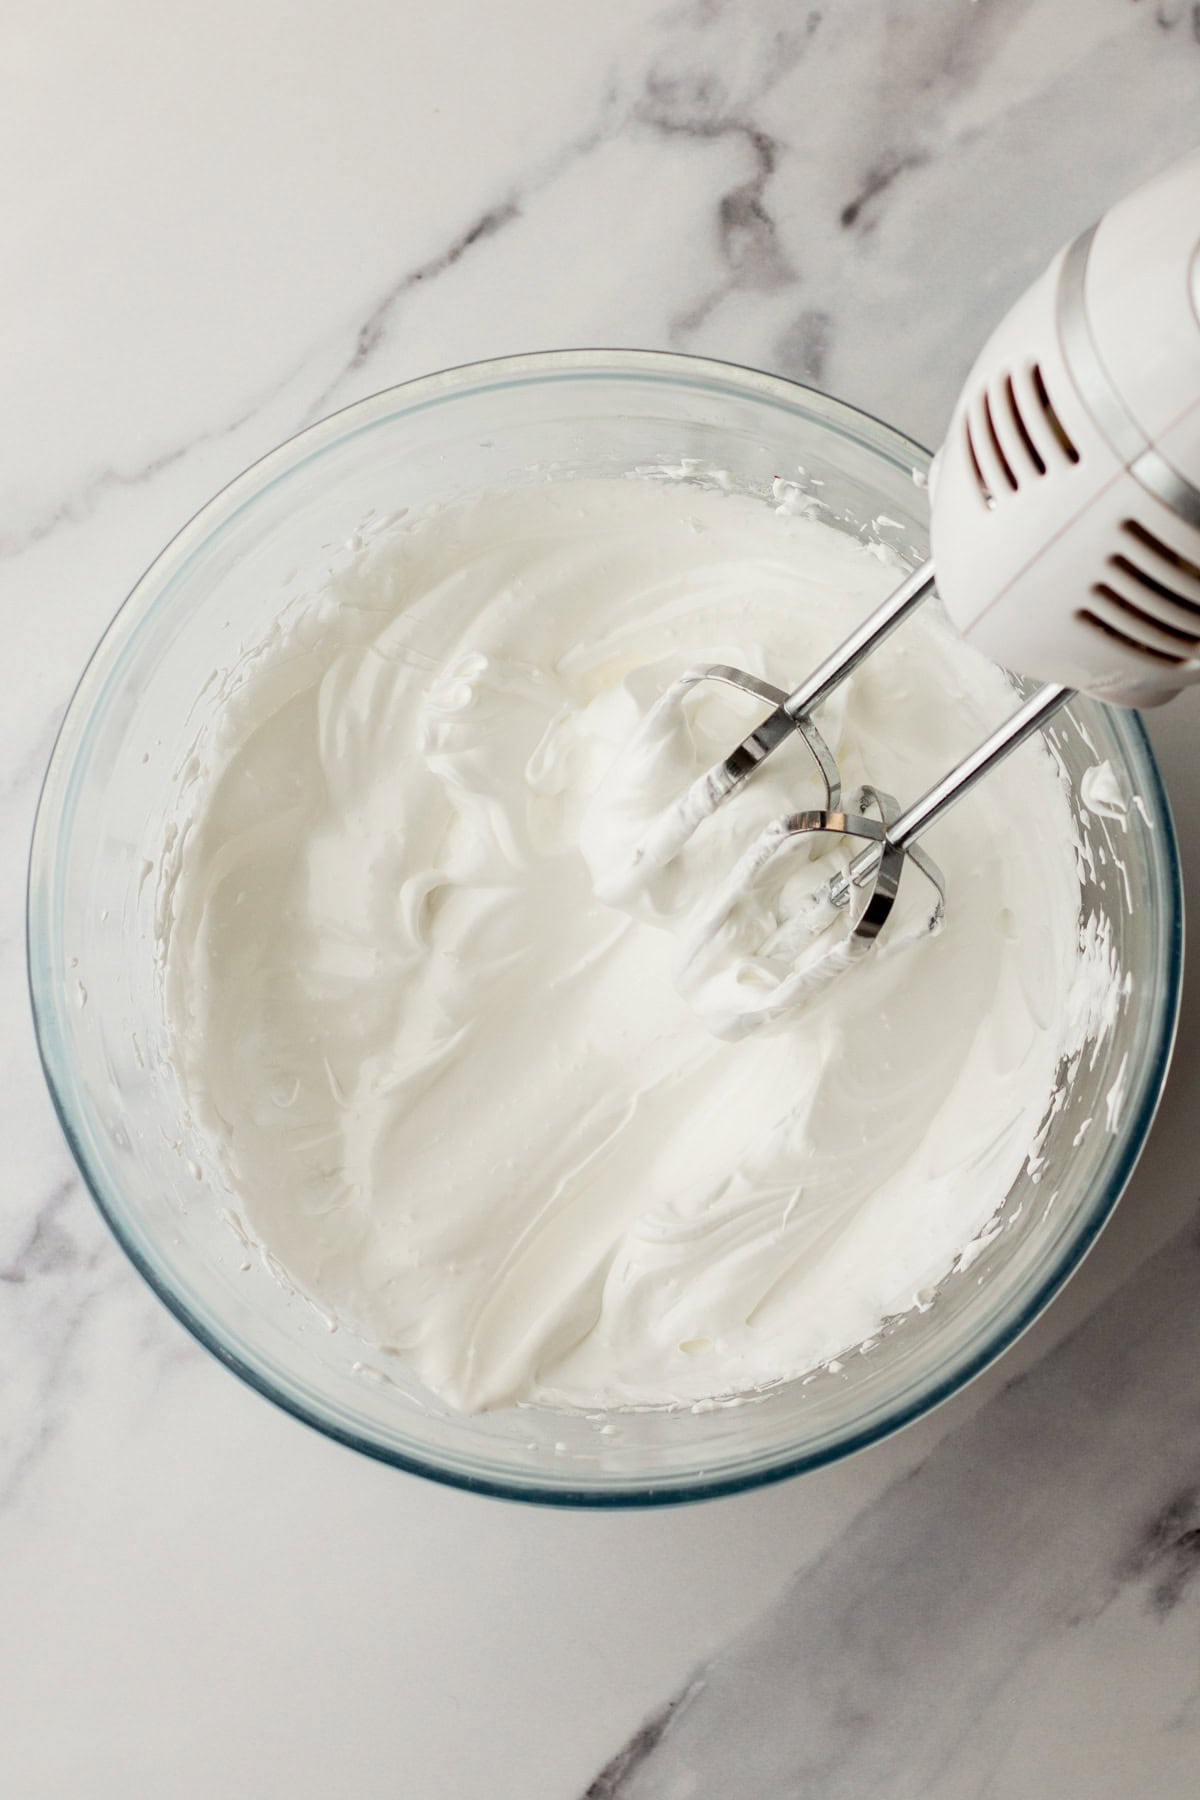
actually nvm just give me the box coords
[638,560,1074,955]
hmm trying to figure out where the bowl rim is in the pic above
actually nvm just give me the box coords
[26,347,1185,1506]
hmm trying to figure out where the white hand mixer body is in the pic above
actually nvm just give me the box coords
[937,146,1200,707]
[604,149,1200,1018]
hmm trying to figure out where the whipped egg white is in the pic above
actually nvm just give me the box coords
[160,476,1100,1413]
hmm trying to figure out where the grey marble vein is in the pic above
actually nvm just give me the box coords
[632,4,820,338]
[0,1174,81,1285]
[589,1214,1200,1798]
[0,344,319,564]
[654,111,792,338]
[837,150,930,234]
[774,306,833,384]
[586,1678,706,1800]
[0,1175,116,1508]
[299,0,823,414]
[0,1178,196,1512]
[5,95,609,563]
[0,440,196,563]
[297,86,641,424]
[0,1295,92,1509]
[300,198,523,422]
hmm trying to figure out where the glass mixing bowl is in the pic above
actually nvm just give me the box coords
[28,350,1182,1505]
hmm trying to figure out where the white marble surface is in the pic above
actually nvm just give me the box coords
[4,2,1200,1794]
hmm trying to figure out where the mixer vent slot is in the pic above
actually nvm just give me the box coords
[966,365,1078,507]
[1030,363,1080,463]
[1004,373,1046,476]
[1075,606,1188,666]
[963,416,995,508]
[1077,517,1200,666]
[1093,579,1198,647]
[981,392,1018,492]
[1110,554,1200,621]
[1121,519,1200,591]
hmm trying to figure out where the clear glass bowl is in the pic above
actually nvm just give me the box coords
[28,350,1182,1505]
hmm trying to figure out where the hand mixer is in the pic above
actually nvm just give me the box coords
[621,148,1200,1011]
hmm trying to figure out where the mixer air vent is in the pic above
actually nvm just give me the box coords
[981,391,1018,492]
[1075,605,1188,666]
[1075,520,1200,667]
[1121,518,1200,598]
[963,415,995,509]
[964,363,1079,509]
[1003,373,1046,476]
[1029,363,1079,465]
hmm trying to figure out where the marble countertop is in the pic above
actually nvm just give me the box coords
[4,2,1200,1794]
